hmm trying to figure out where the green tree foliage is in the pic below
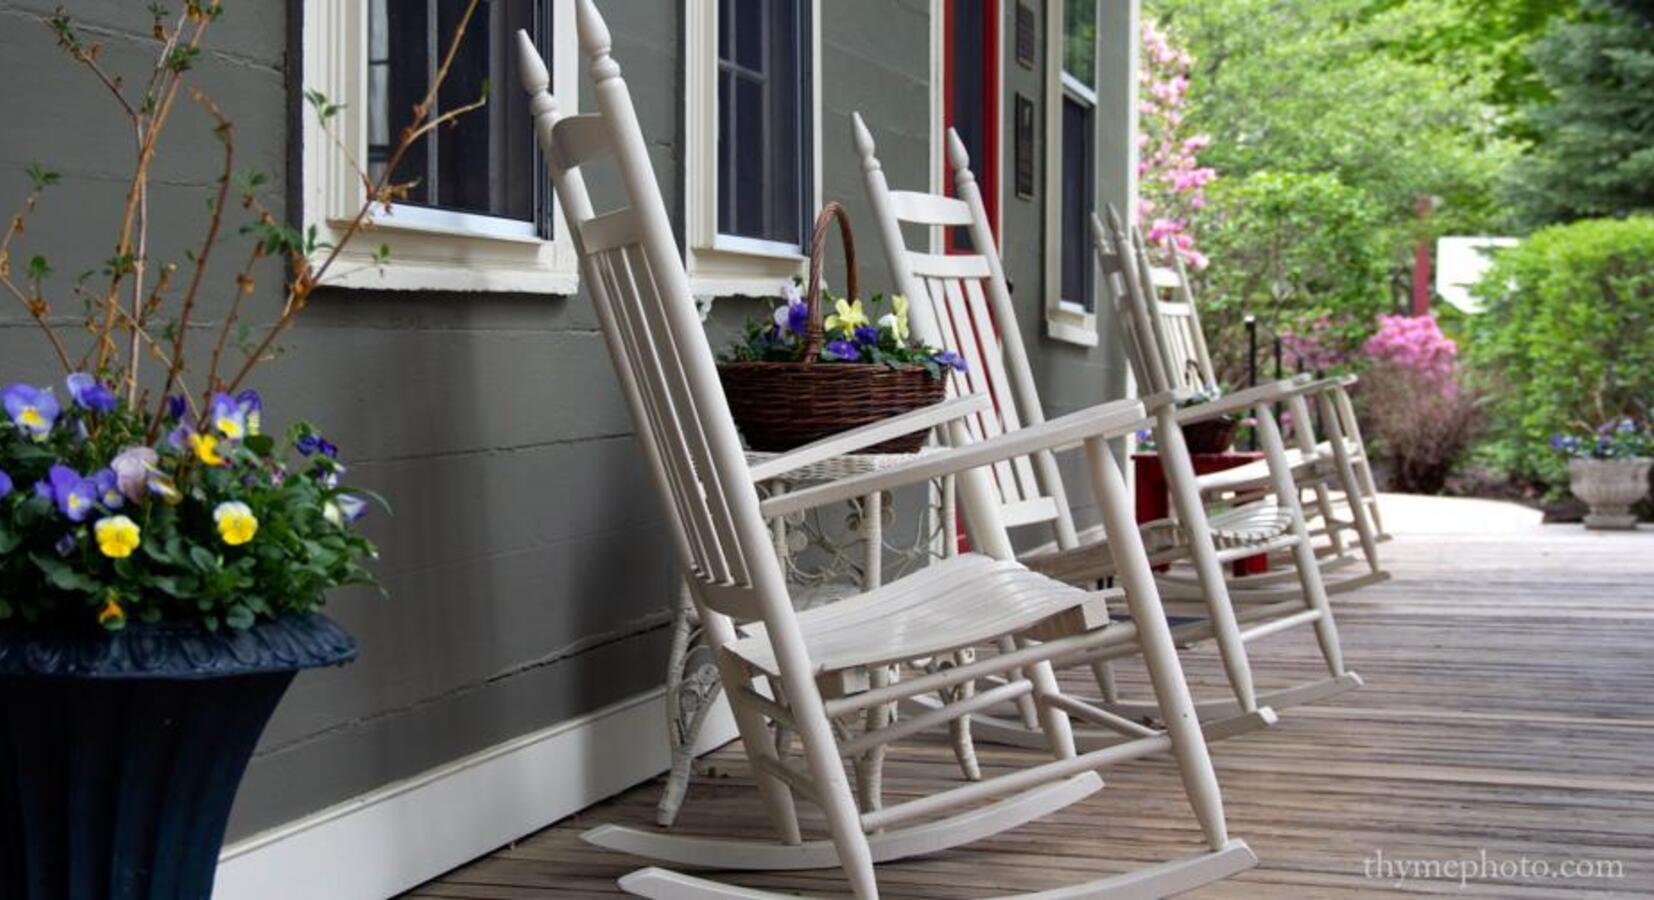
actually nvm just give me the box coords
[1465,216,1654,485]
[1148,0,1521,233]
[1193,172,1390,385]
[1506,0,1654,222]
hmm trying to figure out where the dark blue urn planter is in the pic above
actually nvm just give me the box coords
[0,613,357,900]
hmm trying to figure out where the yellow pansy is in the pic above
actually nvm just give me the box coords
[890,295,911,341]
[190,432,225,466]
[214,501,259,546]
[97,596,125,628]
[823,298,869,338]
[94,515,142,559]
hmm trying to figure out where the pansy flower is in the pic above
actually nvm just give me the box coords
[190,433,226,467]
[236,389,263,436]
[854,325,881,347]
[0,468,12,501]
[165,394,188,421]
[111,446,159,503]
[97,596,125,629]
[91,469,124,510]
[3,384,60,440]
[94,515,141,559]
[886,295,912,342]
[208,393,248,441]
[824,298,869,338]
[325,494,369,526]
[823,339,861,362]
[48,464,98,523]
[214,501,259,546]
[297,433,339,459]
[934,349,969,373]
[66,373,118,414]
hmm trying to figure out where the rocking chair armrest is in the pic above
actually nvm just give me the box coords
[746,394,993,483]
[1172,374,1344,425]
[759,397,1148,520]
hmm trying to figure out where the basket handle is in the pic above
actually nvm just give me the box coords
[802,201,859,365]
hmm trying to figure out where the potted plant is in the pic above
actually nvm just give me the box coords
[1552,419,1654,530]
[0,3,485,895]
[717,203,966,454]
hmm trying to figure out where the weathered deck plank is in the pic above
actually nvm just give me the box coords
[405,497,1654,897]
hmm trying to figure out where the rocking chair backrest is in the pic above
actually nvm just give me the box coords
[516,8,780,624]
[1093,207,1217,398]
[855,116,1079,548]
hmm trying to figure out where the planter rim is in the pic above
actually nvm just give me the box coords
[0,612,357,681]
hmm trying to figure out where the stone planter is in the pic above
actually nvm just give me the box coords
[1568,457,1653,530]
[0,613,356,900]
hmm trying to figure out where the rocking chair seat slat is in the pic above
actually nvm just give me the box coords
[726,554,1097,677]
[1021,499,1295,584]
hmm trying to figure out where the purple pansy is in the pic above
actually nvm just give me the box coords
[0,468,12,501]
[236,389,262,436]
[297,433,339,459]
[336,494,368,524]
[934,350,968,373]
[91,469,124,510]
[47,464,98,522]
[208,393,248,441]
[165,394,187,420]
[823,339,861,361]
[854,325,880,346]
[66,373,118,414]
[166,424,192,451]
[3,384,61,439]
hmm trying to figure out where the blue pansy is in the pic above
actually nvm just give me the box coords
[934,350,969,373]
[66,373,118,414]
[297,433,339,458]
[166,394,188,420]
[236,389,262,436]
[3,384,61,440]
[854,325,880,346]
[0,468,12,500]
[91,469,124,510]
[823,339,861,361]
[208,393,248,441]
[48,464,98,523]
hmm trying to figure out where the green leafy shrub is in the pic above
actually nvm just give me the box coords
[1465,216,1654,487]
[1193,171,1392,384]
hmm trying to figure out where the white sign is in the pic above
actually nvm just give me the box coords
[1436,236,1518,314]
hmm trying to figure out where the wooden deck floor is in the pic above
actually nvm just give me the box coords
[406,496,1654,898]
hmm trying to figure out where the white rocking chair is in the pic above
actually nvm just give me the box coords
[853,120,1364,745]
[517,5,1254,897]
[1107,216,1390,602]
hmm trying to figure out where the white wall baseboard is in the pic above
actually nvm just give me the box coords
[214,687,737,900]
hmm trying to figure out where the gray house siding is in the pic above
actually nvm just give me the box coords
[0,0,1135,848]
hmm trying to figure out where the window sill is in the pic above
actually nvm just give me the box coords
[315,224,578,295]
[687,240,809,301]
[1045,309,1099,347]
[367,207,543,244]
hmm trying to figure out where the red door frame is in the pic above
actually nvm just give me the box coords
[942,0,1001,245]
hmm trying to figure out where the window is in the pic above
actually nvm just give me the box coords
[302,0,579,293]
[941,0,1001,254]
[1042,0,1099,345]
[718,0,812,248]
[368,0,539,233]
[685,1,821,297]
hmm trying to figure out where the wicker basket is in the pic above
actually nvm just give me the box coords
[717,202,945,454]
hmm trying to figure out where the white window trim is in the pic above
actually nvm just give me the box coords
[1043,0,1100,347]
[301,0,580,294]
[928,0,1005,252]
[684,1,823,299]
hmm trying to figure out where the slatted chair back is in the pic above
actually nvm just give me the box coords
[855,117,1080,548]
[517,20,779,625]
[1092,207,1219,398]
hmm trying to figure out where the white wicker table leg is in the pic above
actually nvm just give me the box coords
[658,582,720,826]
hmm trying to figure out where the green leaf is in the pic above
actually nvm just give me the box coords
[0,597,13,620]
[245,434,276,457]
[0,522,19,555]
[188,545,219,573]
[30,554,101,594]
[224,604,255,630]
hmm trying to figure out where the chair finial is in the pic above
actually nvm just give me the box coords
[576,0,619,80]
[514,30,555,110]
[851,112,879,170]
[946,127,971,172]
[1105,204,1127,237]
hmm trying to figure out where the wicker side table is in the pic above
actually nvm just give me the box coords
[656,450,955,825]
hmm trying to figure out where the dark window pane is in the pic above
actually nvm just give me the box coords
[367,0,542,224]
[1063,0,1095,87]
[1060,95,1094,311]
[948,0,989,252]
[717,0,811,246]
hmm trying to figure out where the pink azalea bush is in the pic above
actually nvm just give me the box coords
[1138,21,1215,270]
[1359,314,1480,493]
[1279,316,1349,374]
